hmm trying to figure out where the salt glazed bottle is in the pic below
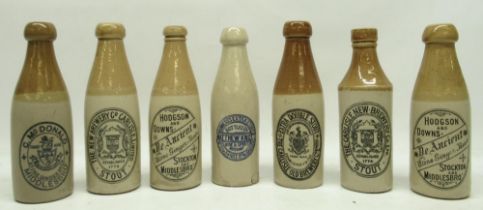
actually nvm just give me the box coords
[338,28,393,193]
[211,27,259,187]
[149,26,202,190]
[11,22,73,203]
[410,23,470,199]
[273,21,324,189]
[84,23,140,194]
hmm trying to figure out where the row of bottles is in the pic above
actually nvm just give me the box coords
[11,21,470,203]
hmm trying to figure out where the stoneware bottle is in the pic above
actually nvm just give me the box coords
[338,28,393,193]
[149,26,202,190]
[11,22,73,203]
[84,23,140,194]
[273,21,324,189]
[410,23,470,199]
[211,27,259,187]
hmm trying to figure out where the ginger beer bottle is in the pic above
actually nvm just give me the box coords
[85,23,140,194]
[338,28,392,193]
[273,21,324,188]
[211,27,259,187]
[150,26,201,190]
[11,22,73,203]
[410,23,470,199]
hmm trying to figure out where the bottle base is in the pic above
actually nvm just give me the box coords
[212,179,259,187]
[150,183,201,191]
[411,188,470,200]
[15,191,72,204]
[87,184,140,195]
[341,184,392,193]
[274,180,322,189]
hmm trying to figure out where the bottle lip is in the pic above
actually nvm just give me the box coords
[423,23,458,43]
[283,21,312,38]
[220,27,248,45]
[351,28,377,43]
[96,22,125,39]
[164,25,187,38]
[24,22,57,41]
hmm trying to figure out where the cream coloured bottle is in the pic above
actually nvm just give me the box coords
[273,21,324,189]
[11,22,73,203]
[84,23,140,194]
[410,24,470,199]
[211,27,259,187]
[338,28,393,193]
[150,26,201,190]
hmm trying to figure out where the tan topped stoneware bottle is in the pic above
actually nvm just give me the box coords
[410,23,471,199]
[211,27,259,187]
[84,23,140,194]
[149,26,201,190]
[273,21,324,189]
[338,28,393,193]
[11,22,73,203]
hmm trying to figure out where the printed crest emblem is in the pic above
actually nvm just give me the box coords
[413,109,469,189]
[276,109,322,180]
[20,122,71,190]
[216,114,256,161]
[341,102,391,178]
[151,106,200,181]
[87,108,138,183]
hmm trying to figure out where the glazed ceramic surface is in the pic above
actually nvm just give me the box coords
[211,27,259,187]
[11,22,73,203]
[273,21,324,189]
[410,24,470,199]
[84,23,140,194]
[149,26,202,190]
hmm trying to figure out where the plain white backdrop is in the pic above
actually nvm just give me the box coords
[1,0,482,209]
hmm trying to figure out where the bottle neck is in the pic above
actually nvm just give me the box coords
[219,44,251,70]
[152,39,198,96]
[339,43,391,90]
[413,42,468,100]
[87,39,136,95]
[274,38,321,94]
[15,41,67,99]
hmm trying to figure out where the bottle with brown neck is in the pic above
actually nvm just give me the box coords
[11,22,73,203]
[338,28,393,193]
[410,23,470,199]
[85,23,140,194]
[149,26,201,190]
[211,27,259,187]
[273,21,324,189]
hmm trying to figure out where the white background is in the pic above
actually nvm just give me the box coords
[1,0,482,209]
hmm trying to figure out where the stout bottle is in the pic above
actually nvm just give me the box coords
[150,26,202,190]
[85,23,140,194]
[11,22,73,203]
[410,23,470,199]
[273,21,324,188]
[211,27,259,187]
[338,28,393,193]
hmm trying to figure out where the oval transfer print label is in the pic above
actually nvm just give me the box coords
[20,122,70,190]
[216,114,256,161]
[341,102,391,178]
[413,109,469,189]
[276,109,322,180]
[87,108,138,183]
[151,106,199,181]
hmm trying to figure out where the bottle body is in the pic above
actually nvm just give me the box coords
[338,90,392,192]
[12,93,73,203]
[273,93,324,188]
[84,24,140,194]
[150,95,202,190]
[211,34,259,187]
